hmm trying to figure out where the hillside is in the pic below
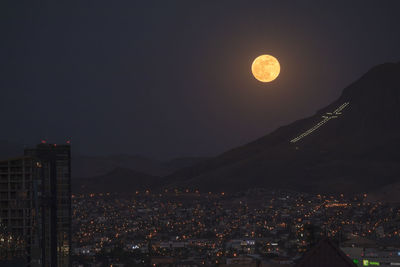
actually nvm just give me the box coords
[72,154,208,178]
[73,167,160,193]
[164,62,400,194]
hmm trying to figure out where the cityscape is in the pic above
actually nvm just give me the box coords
[1,142,399,266]
[2,1,400,267]
[71,190,400,266]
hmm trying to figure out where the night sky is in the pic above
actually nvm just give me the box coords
[1,1,400,159]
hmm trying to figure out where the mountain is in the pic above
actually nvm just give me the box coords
[0,142,207,193]
[0,141,208,178]
[366,181,400,203]
[73,167,160,193]
[164,62,400,194]
[72,156,208,193]
[72,154,208,178]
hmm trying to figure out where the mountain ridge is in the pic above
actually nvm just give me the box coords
[73,167,160,193]
[163,61,400,194]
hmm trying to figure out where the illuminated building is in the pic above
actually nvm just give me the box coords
[0,156,41,266]
[341,237,400,266]
[24,143,71,267]
[0,143,71,267]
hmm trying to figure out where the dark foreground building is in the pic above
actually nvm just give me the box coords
[294,238,357,267]
[0,143,71,267]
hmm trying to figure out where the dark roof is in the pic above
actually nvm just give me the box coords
[294,238,357,267]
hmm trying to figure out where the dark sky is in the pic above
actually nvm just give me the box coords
[1,1,400,159]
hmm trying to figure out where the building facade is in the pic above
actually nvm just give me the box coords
[0,143,71,267]
[0,156,40,265]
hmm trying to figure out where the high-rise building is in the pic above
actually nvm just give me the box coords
[0,156,40,266]
[0,143,71,267]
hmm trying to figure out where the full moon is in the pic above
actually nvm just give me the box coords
[251,55,280,82]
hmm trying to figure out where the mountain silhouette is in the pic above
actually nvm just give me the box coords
[164,62,400,194]
[73,167,160,193]
[72,154,208,178]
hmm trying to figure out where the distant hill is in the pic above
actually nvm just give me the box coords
[367,182,400,203]
[72,154,208,178]
[73,167,160,193]
[0,140,207,178]
[0,141,207,193]
[164,61,400,194]
[71,155,208,193]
